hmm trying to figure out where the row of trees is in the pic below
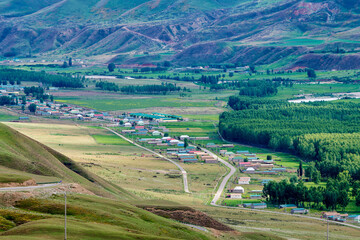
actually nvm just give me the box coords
[220,98,360,179]
[0,68,84,88]
[0,96,15,106]
[96,81,184,94]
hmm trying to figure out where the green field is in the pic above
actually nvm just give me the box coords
[92,134,130,145]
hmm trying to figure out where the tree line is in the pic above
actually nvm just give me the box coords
[96,81,184,94]
[263,170,360,211]
[0,68,84,88]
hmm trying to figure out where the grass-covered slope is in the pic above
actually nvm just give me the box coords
[0,194,213,240]
[0,123,133,199]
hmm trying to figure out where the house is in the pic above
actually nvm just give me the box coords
[180,135,190,140]
[250,195,262,199]
[251,203,267,209]
[348,215,360,223]
[232,186,245,193]
[230,156,244,162]
[230,193,242,199]
[238,177,251,185]
[322,212,348,220]
[291,208,309,214]
[124,123,132,127]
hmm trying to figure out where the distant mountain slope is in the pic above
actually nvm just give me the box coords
[1,0,360,69]
[0,123,133,199]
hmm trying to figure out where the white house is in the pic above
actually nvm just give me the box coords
[124,123,132,127]
[238,177,251,185]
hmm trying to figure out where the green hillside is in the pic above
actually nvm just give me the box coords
[0,123,132,199]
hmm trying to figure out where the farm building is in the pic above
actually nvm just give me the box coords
[230,156,244,162]
[225,152,235,156]
[230,193,242,199]
[291,208,309,214]
[261,179,272,185]
[244,167,255,173]
[124,123,132,127]
[279,204,297,209]
[322,212,348,220]
[272,168,287,172]
[237,151,249,154]
[250,190,263,194]
[238,177,250,185]
[251,203,267,209]
[180,135,190,140]
[250,195,262,199]
[205,158,218,164]
[152,131,161,136]
[222,144,234,148]
[232,186,245,193]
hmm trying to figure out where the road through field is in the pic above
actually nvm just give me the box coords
[201,147,236,205]
[104,127,190,193]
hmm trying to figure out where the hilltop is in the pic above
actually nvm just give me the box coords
[1,0,360,69]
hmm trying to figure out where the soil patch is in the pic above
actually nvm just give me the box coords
[139,205,233,231]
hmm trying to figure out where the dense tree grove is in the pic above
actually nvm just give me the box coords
[238,80,279,97]
[263,174,354,211]
[0,69,84,88]
[0,96,15,106]
[220,98,360,179]
[95,81,119,92]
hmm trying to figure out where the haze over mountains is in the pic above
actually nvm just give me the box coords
[1,0,360,69]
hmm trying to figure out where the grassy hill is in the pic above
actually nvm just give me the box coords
[0,123,132,199]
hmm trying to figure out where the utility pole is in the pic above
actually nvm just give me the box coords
[327,217,329,240]
[65,190,67,240]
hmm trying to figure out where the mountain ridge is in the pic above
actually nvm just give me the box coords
[1,0,360,69]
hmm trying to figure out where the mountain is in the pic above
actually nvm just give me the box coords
[1,0,360,69]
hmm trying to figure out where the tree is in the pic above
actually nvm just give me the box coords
[323,188,338,210]
[267,155,272,160]
[229,72,234,77]
[290,175,298,183]
[337,190,350,211]
[313,169,321,184]
[108,63,116,72]
[298,161,303,177]
[62,61,68,68]
[28,103,37,113]
[356,192,360,207]
[307,68,316,79]
[50,95,54,102]
[21,105,25,112]
[164,133,169,137]
[21,96,26,104]
[352,180,360,197]
[69,57,73,67]
[184,138,188,149]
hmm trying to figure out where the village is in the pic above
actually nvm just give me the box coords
[1,85,359,226]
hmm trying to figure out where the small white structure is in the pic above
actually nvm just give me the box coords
[152,131,161,136]
[124,123,132,127]
[238,177,251,185]
[180,135,190,140]
[162,137,171,141]
[138,120,144,126]
[233,186,245,193]
[169,140,179,145]
[230,193,242,199]
[123,118,129,123]
[245,167,255,173]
